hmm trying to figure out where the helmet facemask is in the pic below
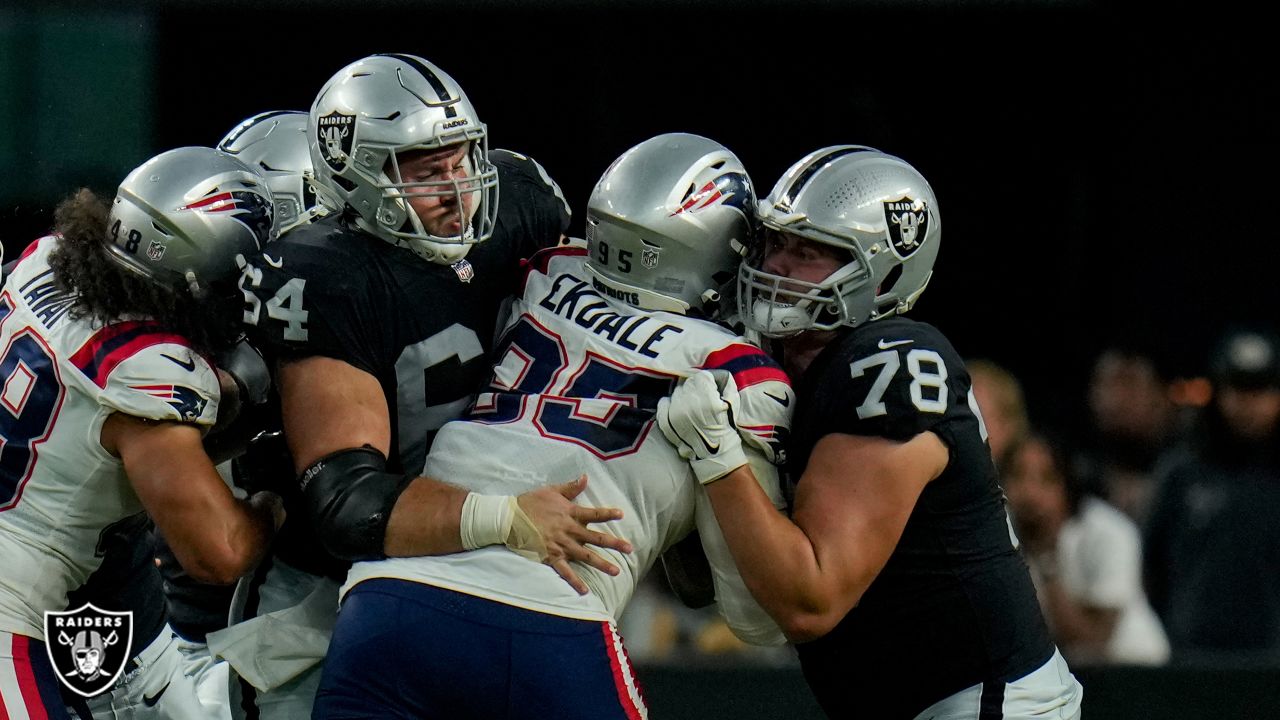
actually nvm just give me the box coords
[739,146,941,338]
[376,139,499,264]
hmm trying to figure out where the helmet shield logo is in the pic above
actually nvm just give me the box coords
[884,197,929,258]
[317,111,356,172]
[146,240,167,261]
[642,247,661,269]
[44,604,133,697]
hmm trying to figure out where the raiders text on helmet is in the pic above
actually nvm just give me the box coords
[218,110,335,234]
[308,53,499,264]
[107,146,274,299]
[739,146,941,337]
[585,132,755,315]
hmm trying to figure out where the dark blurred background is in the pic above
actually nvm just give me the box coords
[3,1,1278,716]
[6,1,1273,446]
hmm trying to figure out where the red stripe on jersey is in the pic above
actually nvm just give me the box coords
[12,635,50,720]
[601,624,645,720]
[17,239,44,263]
[70,322,190,388]
[519,245,587,295]
[701,343,791,390]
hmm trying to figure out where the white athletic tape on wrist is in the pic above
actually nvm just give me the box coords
[460,493,514,550]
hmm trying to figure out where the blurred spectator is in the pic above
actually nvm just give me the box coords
[1144,326,1280,664]
[967,358,1030,468]
[1003,433,1170,666]
[1079,345,1180,525]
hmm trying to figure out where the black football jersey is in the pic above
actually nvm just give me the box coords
[238,151,568,577]
[787,317,1054,719]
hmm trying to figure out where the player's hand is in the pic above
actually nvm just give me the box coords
[512,475,633,595]
[656,370,749,484]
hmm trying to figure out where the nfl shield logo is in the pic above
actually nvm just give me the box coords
[44,604,133,698]
[146,240,166,261]
[642,247,660,269]
[451,259,475,283]
[883,197,929,259]
[316,110,356,172]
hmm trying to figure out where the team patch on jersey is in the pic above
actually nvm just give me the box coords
[452,258,475,283]
[701,343,789,390]
[44,604,133,698]
[884,197,929,258]
[131,383,209,421]
[317,110,356,172]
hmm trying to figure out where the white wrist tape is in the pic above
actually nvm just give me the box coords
[460,493,515,550]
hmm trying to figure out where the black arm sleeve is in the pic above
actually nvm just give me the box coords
[299,446,414,562]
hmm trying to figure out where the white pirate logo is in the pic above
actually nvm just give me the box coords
[883,197,929,259]
[44,603,133,697]
[316,110,356,172]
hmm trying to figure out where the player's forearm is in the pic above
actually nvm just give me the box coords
[705,467,848,642]
[382,476,470,557]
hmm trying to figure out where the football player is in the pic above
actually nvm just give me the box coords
[219,54,628,719]
[83,110,334,720]
[311,132,789,719]
[659,147,1085,719]
[0,147,283,720]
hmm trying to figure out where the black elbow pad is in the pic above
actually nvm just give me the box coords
[299,446,412,562]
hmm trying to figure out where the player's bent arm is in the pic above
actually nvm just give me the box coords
[106,414,280,585]
[705,431,948,643]
[281,356,631,584]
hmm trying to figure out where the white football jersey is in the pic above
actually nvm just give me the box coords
[0,237,220,639]
[346,248,792,644]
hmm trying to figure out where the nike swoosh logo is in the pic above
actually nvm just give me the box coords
[143,681,170,707]
[263,254,284,268]
[161,353,196,372]
[763,390,791,408]
[877,339,914,350]
[692,426,720,455]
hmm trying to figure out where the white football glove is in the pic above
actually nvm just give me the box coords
[657,370,749,484]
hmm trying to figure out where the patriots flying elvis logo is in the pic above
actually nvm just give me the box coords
[131,384,209,421]
[179,190,274,245]
[670,172,753,218]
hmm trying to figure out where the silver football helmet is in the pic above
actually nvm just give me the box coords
[218,110,334,234]
[308,53,499,264]
[739,146,941,337]
[585,133,755,315]
[107,146,274,299]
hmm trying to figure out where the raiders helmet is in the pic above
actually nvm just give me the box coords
[585,133,755,315]
[308,53,499,264]
[107,146,274,299]
[739,146,941,337]
[218,110,333,234]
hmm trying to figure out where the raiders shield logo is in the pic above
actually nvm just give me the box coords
[316,110,356,172]
[44,604,133,697]
[883,197,929,259]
